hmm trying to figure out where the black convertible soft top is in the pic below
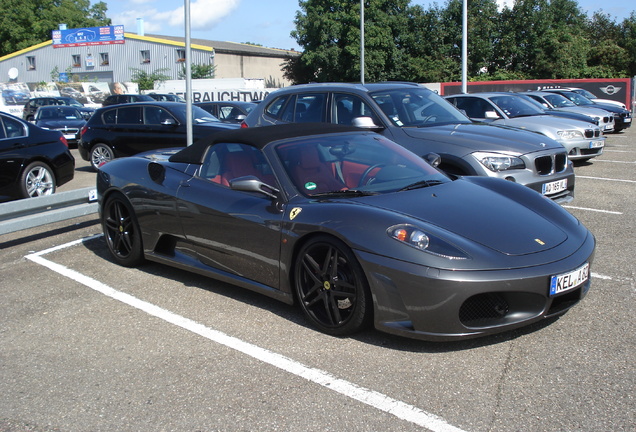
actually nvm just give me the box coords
[169,123,365,164]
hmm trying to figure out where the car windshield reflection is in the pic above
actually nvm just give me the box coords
[369,88,471,128]
[275,133,449,196]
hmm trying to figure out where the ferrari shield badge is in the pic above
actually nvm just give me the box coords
[290,207,302,220]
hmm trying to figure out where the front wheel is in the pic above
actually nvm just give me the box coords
[101,194,144,267]
[20,162,56,198]
[294,236,372,336]
[90,143,114,171]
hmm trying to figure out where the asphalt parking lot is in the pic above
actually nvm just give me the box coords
[1,128,634,432]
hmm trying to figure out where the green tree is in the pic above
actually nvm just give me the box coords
[288,0,418,83]
[130,68,171,91]
[178,63,217,79]
[0,0,110,57]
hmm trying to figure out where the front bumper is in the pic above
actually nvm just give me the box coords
[355,232,595,341]
[557,137,605,160]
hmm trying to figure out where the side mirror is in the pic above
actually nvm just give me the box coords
[485,111,499,119]
[424,153,442,168]
[352,116,384,130]
[230,176,279,199]
[160,118,177,126]
[235,114,247,121]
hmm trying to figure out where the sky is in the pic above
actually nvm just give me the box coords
[99,0,635,51]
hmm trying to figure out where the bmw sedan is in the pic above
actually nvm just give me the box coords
[542,89,632,132]
[97,124,595,341]
[79,101,239,170]
[34,105,87,147]
[445,92,605,161]
[0,111,74,201]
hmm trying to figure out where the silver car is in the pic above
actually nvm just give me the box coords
[445,92,605,161]
[242,82,576,204]
[524,91,615,133]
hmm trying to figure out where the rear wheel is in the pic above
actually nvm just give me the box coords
[294,236,372,336]
[90,143,114,171]
[19,162,56,198]
[101,194,144,267]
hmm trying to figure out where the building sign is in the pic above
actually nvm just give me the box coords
[52,25,125,48]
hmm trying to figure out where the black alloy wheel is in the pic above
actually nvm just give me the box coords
[102,194,144,267]
[294,236,372,336]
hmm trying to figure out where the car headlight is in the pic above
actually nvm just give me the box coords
[556,130,583,139]
[388,224,469,260]
[472,152,525,172]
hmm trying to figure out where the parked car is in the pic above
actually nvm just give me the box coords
[23,97,94,122]
[85,85,107,103]
[97,124,595,340]
[34,105,87,147]
[242,82,576,203]
[79,101,239,170]
[0,111,74,200]
[147,93,186,103]
[2,88,30,105]
[542,89,632,132]
[195,101,257,123]
[564,87,626,109]
[445,92,605,161]
[522,91,615,133]
[101,94,155,107]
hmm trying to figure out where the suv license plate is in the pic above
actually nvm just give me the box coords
[550,263,589,296]
[542,179,567,195]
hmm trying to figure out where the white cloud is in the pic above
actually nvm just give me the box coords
[110,0,241,34]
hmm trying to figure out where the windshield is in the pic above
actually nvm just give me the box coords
[37,107,82,120]
[369,88,471,128]
[543,94,576,108]
[57,98,83,107]
[561,92,594,106]
[573,89,596,99]
[275,132,449,197]
[489,95,545,118]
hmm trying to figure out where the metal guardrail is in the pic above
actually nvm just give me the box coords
[0,187,98,235]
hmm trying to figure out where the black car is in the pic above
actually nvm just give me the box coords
[97,124,595,341]
[101,94,155,107]
[0,111,75,201]
[79,101,239,170]
[34,106,87,147]
[195,101,257,123]
[242,82,576,204]
[542,89,632,132]
[23,96,94,122]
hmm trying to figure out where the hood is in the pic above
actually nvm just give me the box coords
[557,106,613,118]
[401,123,562,155]
[365,180,568,256]
[501,115,595,131]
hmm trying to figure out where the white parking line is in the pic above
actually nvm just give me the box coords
[25,236,467,432]
[563,205,622,215]
[577,175,636,183]
[591,160,636,164]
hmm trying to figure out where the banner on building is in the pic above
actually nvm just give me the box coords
[52,25,125,48]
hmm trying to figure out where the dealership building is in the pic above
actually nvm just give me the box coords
[0,25,300,87]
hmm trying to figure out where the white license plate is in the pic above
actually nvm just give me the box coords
[589,140,604,149]
[550,263,589,296]
[542,179,567,195]
[625,118,632,123]
[63,134,76,139]
[603,125,613,130]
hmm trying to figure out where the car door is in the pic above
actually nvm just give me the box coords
[175,143,284,289]
[0,115,28,193]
